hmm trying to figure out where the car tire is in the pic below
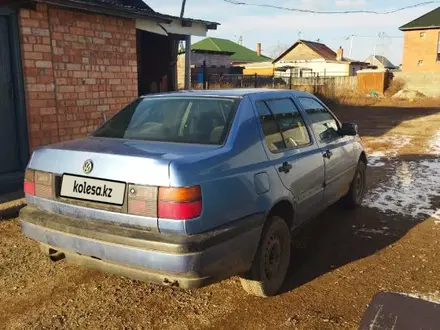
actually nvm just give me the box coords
[239,216,291,297]
[344,160,367,208]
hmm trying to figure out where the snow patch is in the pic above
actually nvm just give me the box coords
[368,152,386,167]
[367,135,412,168]
[365,159,440,220]
[432,210,440,225]
[354,226,390,236]
[401,291,440,305]
[428,130,440,156]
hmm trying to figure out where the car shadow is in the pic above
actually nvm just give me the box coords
[280,204,421,294]
[330,103,440,138]
[280,152,439,294]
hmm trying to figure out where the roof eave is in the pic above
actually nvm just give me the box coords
[400,25,440,31]
[151,13,220,30]
[190,49,234,55]
[31,0,220,29]
[272,41,300,64]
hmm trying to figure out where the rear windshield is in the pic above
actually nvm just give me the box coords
[93,97,240,145]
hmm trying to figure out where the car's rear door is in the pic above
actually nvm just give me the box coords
[297,97,357,206]
[254,96,326,224]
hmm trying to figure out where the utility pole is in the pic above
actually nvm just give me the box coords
[348,35,354,58]
[181,0,190,89]
[180,0,187,18]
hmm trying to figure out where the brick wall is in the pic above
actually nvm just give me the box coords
[177,52,232,89]
[191,52,232,67]
[19,4,138,150]
[402,29,440,72]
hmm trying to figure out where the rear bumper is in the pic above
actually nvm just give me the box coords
[20,206,264,289]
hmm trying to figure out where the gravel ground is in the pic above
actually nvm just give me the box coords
[1,100,440,330]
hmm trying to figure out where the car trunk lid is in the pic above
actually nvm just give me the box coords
[27,137,219,231]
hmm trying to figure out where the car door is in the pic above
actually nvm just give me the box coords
[297,97,357,206]
[255,97,326,224]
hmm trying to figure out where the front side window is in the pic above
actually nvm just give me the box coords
[93,97,239,145]
[256,98,310,152]
[298,97,340,142]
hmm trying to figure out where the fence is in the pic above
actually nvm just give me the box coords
[191,73,357,99]
[357,70,392,95]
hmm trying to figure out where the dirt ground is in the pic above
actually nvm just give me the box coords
[1,98,440,330]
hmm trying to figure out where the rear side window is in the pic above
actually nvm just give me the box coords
[298,98,340,142]
[256,102,285,152]
[256,98,310,152]
[93,97,239,145]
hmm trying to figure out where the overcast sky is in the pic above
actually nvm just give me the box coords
[145,0,438,65]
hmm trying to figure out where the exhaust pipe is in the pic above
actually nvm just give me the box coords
[48,248,65,262]
[40,244,65,262]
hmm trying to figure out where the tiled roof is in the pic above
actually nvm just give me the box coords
[84,0,153,11]
[70,0,155,13]
[191,37,272,63]
[301,40,337,61]
[365,55,396,69]
[400,7,440,30]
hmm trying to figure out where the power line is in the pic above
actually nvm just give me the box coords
[222,0,440,14]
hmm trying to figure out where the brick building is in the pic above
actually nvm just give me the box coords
[273,40,368,78]
[177,37,271,88]
[0,0,217,193]
[177,49,234,89]
[400,7,440,72]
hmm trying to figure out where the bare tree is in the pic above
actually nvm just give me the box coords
[268,42,290,59]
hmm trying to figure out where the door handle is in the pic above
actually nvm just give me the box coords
[323,150,333,159]
[278,161,292,173]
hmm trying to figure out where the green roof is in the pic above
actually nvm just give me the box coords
[191,37,272,63]
[400,7,440,30]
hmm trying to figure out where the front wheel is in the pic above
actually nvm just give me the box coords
[239,216,291,297]
[343,160,367,208]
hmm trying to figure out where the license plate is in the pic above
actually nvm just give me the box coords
[60,175,126,206]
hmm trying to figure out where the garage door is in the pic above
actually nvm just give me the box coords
[0,15,21,174]
[0,8,28,194]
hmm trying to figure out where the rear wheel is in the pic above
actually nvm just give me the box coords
[344,160,366,208]
[239,216,291,297]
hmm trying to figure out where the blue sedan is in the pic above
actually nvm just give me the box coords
[20,89,367,297]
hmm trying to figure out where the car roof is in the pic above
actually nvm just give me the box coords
[141,89,314,98]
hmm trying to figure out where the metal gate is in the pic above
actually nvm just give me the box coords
[0,8,28,194]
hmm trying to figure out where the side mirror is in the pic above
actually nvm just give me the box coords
[340,123,358,136]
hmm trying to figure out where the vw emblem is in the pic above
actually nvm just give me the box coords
[83,160,94,174]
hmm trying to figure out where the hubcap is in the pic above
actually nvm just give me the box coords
[264,235,282,280]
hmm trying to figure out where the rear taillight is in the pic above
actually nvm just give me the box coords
[24,169,54,198]
[24,169,35,196]
[127,184,158,217]
[34,171,54,199]
[158,186,202,220]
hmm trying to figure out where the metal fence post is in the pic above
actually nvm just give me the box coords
[254,73,258,88]
[202,60,207,89]
[184,35,191,90]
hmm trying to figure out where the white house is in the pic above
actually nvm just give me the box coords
[273,40,368,77]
